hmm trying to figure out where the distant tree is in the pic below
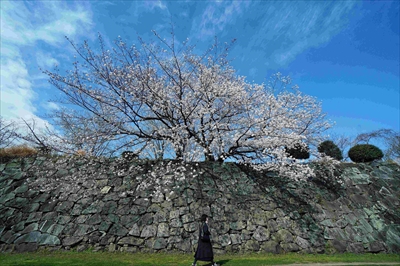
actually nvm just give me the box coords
[13,118,57,155]
[318,140,343,161]
[0,117,17,148]
[385,134,400,163]
[354,129,392,144]
[48,108,140,157]
[330,134,353,161]
[43,31,332,179]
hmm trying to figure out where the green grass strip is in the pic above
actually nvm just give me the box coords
[0,251,399,266]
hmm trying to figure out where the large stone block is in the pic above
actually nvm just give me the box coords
[118,236,144,246]
[169,209,180,220]
[170,218,183,228]
[183,222,197,233]
[157,223,170,237]
[14,231,41,244]
[108,224,128,236]
[267,219,279,233]
[147,203,161,213]
[252,226,270,242]
[40,200,58,212]
[56,201,74,212]
[152,238,168,250]
[87,213,102,225]
[82,201,104,214]
[56,215,71,225]
[39,234,60,245]
[295,236,310,249]
[24,203,40,213]
[347,242,365,253]
[261,240,279,253]
[214,222,230,235]
[1,231,21,244]
[328,239,347,253]
[47,224,64,236]
[14,243,38,253]
[20,223,39,234]
[273,229,293,243]
[281,242,300,252]
[368,241,385,253]
[141,225,157,238]
[102,201,118,214]
[219,234,231,247]
[76,215,89,224]
[14,184,28,194]
[120,215,140,228]
[230,234,242,245]
[385,225,400,253]
[0,193,15,205]
[182,213,194,224]
[128,224,141,237]
[230,220,246,230]
[253,211,274,226]
[175,239,191,252]
[244,239,260,251]
[324,227,346,240]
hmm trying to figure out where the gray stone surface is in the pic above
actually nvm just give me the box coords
[0,158,399,254]
[253,226,270,242]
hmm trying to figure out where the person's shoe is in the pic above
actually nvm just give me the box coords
[212,263,219,266]
[191,264,196,266]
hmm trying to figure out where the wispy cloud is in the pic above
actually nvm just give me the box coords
[145,0,167,11]
[35,51,59,69]
[241,1,357,70]
[192,1,250,39]
[0,1,93,130]
[186,1,356,75]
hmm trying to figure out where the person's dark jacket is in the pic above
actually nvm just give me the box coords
[194,223,214,262]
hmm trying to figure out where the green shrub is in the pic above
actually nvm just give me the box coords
[285,143,310,159]
[348,144,383,163]
[318,140,343,160]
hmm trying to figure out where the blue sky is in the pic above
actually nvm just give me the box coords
[1,0,399,149]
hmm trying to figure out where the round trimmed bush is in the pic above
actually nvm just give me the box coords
[285,143,310,159]
[348,144,383,163]
[318,140,343,161]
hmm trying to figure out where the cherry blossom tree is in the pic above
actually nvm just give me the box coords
[43,31,332,179]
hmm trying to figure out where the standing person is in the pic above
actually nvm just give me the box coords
[192,214,219,266]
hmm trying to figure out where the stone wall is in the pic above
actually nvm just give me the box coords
[0,156,399,253]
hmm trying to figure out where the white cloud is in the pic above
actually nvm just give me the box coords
[44,102,61,111]
[145,0,167,11]
[192,1,250,39]
[239,1,356,69]
[0,1,93,134]
[188,1,355,70]
[36,51,59,69]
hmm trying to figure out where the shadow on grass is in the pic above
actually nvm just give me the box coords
[199,261,230,266]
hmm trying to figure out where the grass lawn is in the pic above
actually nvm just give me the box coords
[0,252,399,266]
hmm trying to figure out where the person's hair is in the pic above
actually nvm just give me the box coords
[200,214,208,222]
